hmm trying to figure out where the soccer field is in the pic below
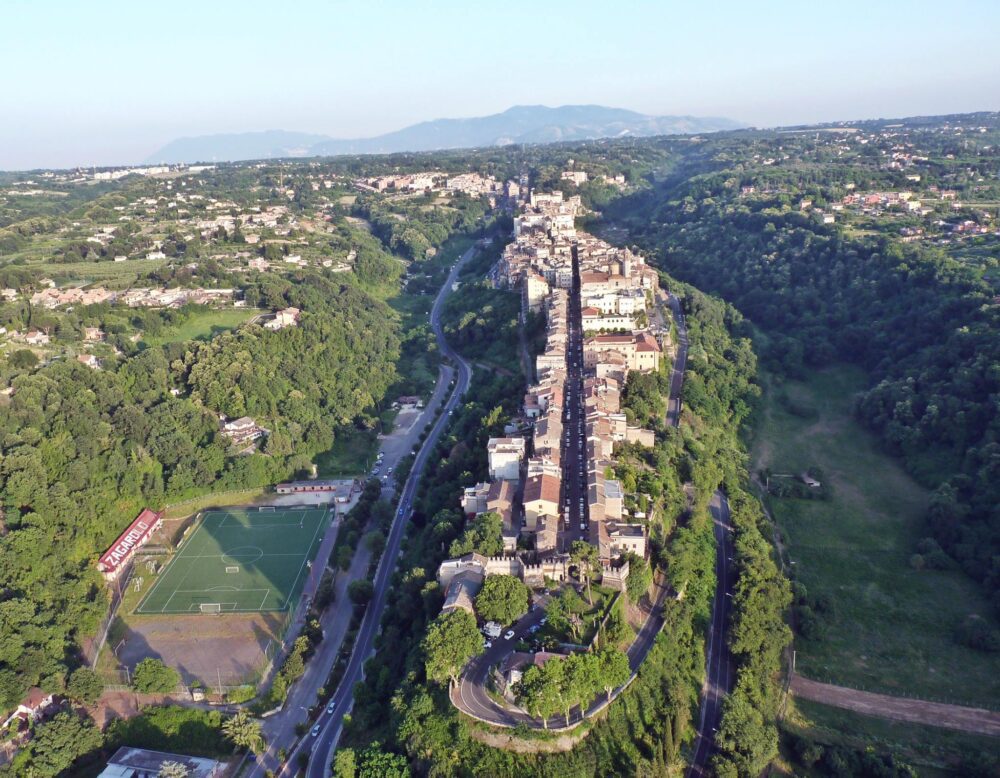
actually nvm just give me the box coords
[136,506,330,615]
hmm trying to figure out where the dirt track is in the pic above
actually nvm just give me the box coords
[791,674,1000,737]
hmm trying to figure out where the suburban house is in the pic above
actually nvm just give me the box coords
[220,416,266,447]
[264,306,301,330]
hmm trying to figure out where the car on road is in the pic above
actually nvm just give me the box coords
[483,639,492,649]
[311,724,321,737]
[503,630,515,641]
[540,616,548,625]
[387,467,393,474]
[528,625,540,634]
[580,522,586,530]
[326,700,336,714]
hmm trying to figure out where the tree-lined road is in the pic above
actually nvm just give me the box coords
[299,247,476,777]
[687,490,734,778]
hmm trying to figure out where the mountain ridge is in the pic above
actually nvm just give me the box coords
[145,104,744,164]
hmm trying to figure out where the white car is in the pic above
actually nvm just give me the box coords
[326,700,336,714]
[311,724,321,737]
[483,639,492,649]
[504,630,515,641]
[580,522,586,530]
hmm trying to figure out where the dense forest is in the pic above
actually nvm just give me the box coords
[611,163,1000,615]
[0,273,399,712]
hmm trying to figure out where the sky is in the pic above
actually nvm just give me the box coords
[3,0,999,170]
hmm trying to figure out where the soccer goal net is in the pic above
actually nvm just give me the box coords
[226,566,240,574]
[259,506,276,512]
[200,603,222,614]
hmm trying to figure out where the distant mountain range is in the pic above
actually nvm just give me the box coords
[145,105,745,164]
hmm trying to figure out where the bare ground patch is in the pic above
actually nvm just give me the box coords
[117,611,285,686]
[791,674,1000,738]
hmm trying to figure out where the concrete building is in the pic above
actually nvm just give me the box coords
[487,437,526,481]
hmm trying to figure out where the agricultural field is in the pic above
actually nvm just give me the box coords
[139,307,256,346]
[751,365,1000,708]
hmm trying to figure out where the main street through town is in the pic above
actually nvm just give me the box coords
[451,273,689,730]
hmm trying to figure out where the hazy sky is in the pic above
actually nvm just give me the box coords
[4,0,999,170]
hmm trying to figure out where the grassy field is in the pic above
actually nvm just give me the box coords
[782,698,999,776]
[141,308,256,346]
[314,415,395,478]
[136,506,329,614]
[751,365,1000,707]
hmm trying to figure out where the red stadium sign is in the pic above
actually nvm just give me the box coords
[98,509,163,579]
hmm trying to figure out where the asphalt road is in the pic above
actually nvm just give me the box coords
[452,575,671,728]
[286,247,476,777]
[687,490,734,778]
[669,284,735,778]
[560,245,588,550]
[449,255,676,729]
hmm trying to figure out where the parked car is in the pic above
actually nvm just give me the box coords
[483,639,492,649]
[504,630,515,641]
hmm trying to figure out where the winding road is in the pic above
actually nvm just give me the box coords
[299,247,476,777]
[248,248,475,777]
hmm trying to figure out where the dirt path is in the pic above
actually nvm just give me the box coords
[791,674,1000,737]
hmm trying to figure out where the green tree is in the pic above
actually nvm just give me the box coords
[571,540,601,606]
[448,511,503,557]
[332,747,357,778]
[10,349,38,369]
[222,709,264,754]
[67,667,104,704]
[515,660,563,728]
[132,658,180,693]
[422,609,483,687]
[357,741,409,778]
[348,579,374,605]
[24,711,102,777]
[474,574,529,625]
[625,552,652,603]
[158,761,191,778]
[545,587,586,642]
[596,647,631,701]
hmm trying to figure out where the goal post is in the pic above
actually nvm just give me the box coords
[259,506,275,512]
[200,603,222,614]
[226,566,240,574]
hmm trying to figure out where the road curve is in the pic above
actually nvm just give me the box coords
[283,247,476,777]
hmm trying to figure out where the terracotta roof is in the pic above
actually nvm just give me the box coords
[524,474,560,505]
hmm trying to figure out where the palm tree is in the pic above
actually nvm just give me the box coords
[222,709,264,754]
[158,762,190,778]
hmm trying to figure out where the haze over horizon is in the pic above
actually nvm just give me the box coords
[4,0,999,170]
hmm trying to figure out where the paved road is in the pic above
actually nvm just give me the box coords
[452,577,671,728]
[449,264,680,729]
[687,490,735,778]
[286,247,476,777]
